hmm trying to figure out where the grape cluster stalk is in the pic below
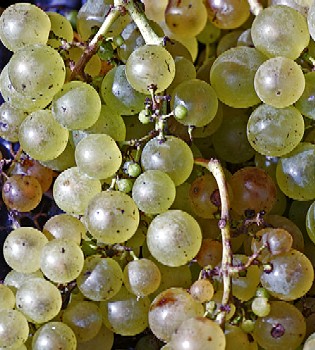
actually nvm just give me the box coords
[1,0,315,349]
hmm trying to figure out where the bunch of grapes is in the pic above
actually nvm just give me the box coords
[1,1,315,349]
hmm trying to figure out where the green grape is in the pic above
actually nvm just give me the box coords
[148,287,204,342]
[100,65,147,115]
[123,258,161,297]
[100,286,150,336]
[196,239,223,267]
[131,170,176,215]
[189,279,214,303]
[76,255,123,301]
[62,301,102,342]
[271,0,312,16]
[2,174,42,212]
[43,214,85,244]
[165,0,207,37]
[289,200,312,234]
[253,301,306,350]
[252,5,309,59]
[192,104,223,139]
[304,332,315,350]
[67,47,102,78]
[4,270,43,292]
[41,140,76,172]
[19,109,69,161]
[216,30,243,56]
[146,210,202,267]
[164,38,193,61]
[252,297,271,317]
[0,3,51,51]
[0,309,29,349]
[247,104,304,156]
[237,29,254,48]
[32,322,77,350]
[0,102,27,142]
[3,227,48,274]
[0,284,15,310]
[127,162,142,177]
[276,143,315,200]
[135,334,162,350]
[142,0,168,22]
[52,81,101,130]
[205,0,250,29]
[260,249,314,300]
[225,324,258,350]
[116,178,133,193]
[0,63,53,113]
[72,104,126,143]
[295,72,315,120]
[53,167,102,215]
[197,20,221,44]
[306,201,315,244]
[254,57,305,108]
[141,136,194,186]
[16,277,62,324]
[75,134,122,180]
[40,239,84,284]
[8,44,65,98]
[171,79,218,127]
[77,325,114,350]
[47,12,74,48]
[126,44,176,94]
[308,1,315,41]
[85,190,140,244]
[210,47,267,108]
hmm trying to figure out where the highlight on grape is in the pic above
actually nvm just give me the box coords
[1,1,315,349]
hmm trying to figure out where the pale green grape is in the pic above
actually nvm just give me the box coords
[8,44,65,98]
[252,5,309,59]
[4,270,43,292]
[75,134,122,180]
[304,332,315,350]
[141,136,194,186]
[123,258,161,297]
[192,102,223,138]
[32,322,77,350]
[165,38,193,61]
[252,297,271,317]
[126,44,176,94]
[76,255,123,301]
[146,210,202,267]
[132,170,176,215]
[189,279,214,303]
[197,20,221,44]
[237,29,254,47]
[0,284,15,309]
[19,109,69,161]
[52,81,101,130]
[308,1,315,41]
[166,33,198,61]
[169,316,226,350]
[100,286,150,336]
[306,201,315,244]
[85,190,140,244]
[43,214,85,244]
[77,325,114,350]
[53,167,102,215]
[0,102,27,142]
[216,30,243,56]
[225,324,258,350]
[16,278,62,324]
[260,249,314,300]
[124,114,153,141]
[210,47,267,108]
[0,309,29,349]
[171,79,218,127]
[3,227,48,274]
[100,65,147,115]
[41,140,76,172]
[276,143,315,200]
[148,287,204,342]
[62,301,102,342]
[254,57,305,108]
[271,0,312,16]
[0,3,51,51]
[40,239,84,284]
[47,12,74,48]
[295,72,315,120]
[247,104,304,156]
[253,301,306,350]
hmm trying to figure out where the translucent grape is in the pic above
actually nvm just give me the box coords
[0,3,51,51]
[0,284,15,309]
[308,1,315,41]
[2,174,42,212]
[247,104,304,156]
[32,322,77,350]
[237,29,254,48]
[53,167,102,215]
[252,5,309,59]
[295,72,315,120]
[52,81,101,130]
[141,136,194,186]
[76,255,123,301]
[132,170,176,215]
[76,325,114,350]
[306,201,315,244]
[304,332,315,350]
[41,140,76,172]
[84,190,140,244]
[189,279,214,303]
[276,143,315,200]
[254,57,305,108]
[197,20,221,44]
[4,270,44,292]
[16,277,62,324]
[142,0,168,22]
[75,134,122,180]
[47,12,74,49]
[216,30,243,56]
[3,227,48,273]
[126,44,175,94]
[8,44,65,98]
[252,297,271,317]
[146,210,202,267]
[225,324,258,350]
[196,239,223,268]
[19,109,69,161]
[271,0,312,16]
[0,102,27,142]
[67,47,101,78]
[210,47,267,108]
